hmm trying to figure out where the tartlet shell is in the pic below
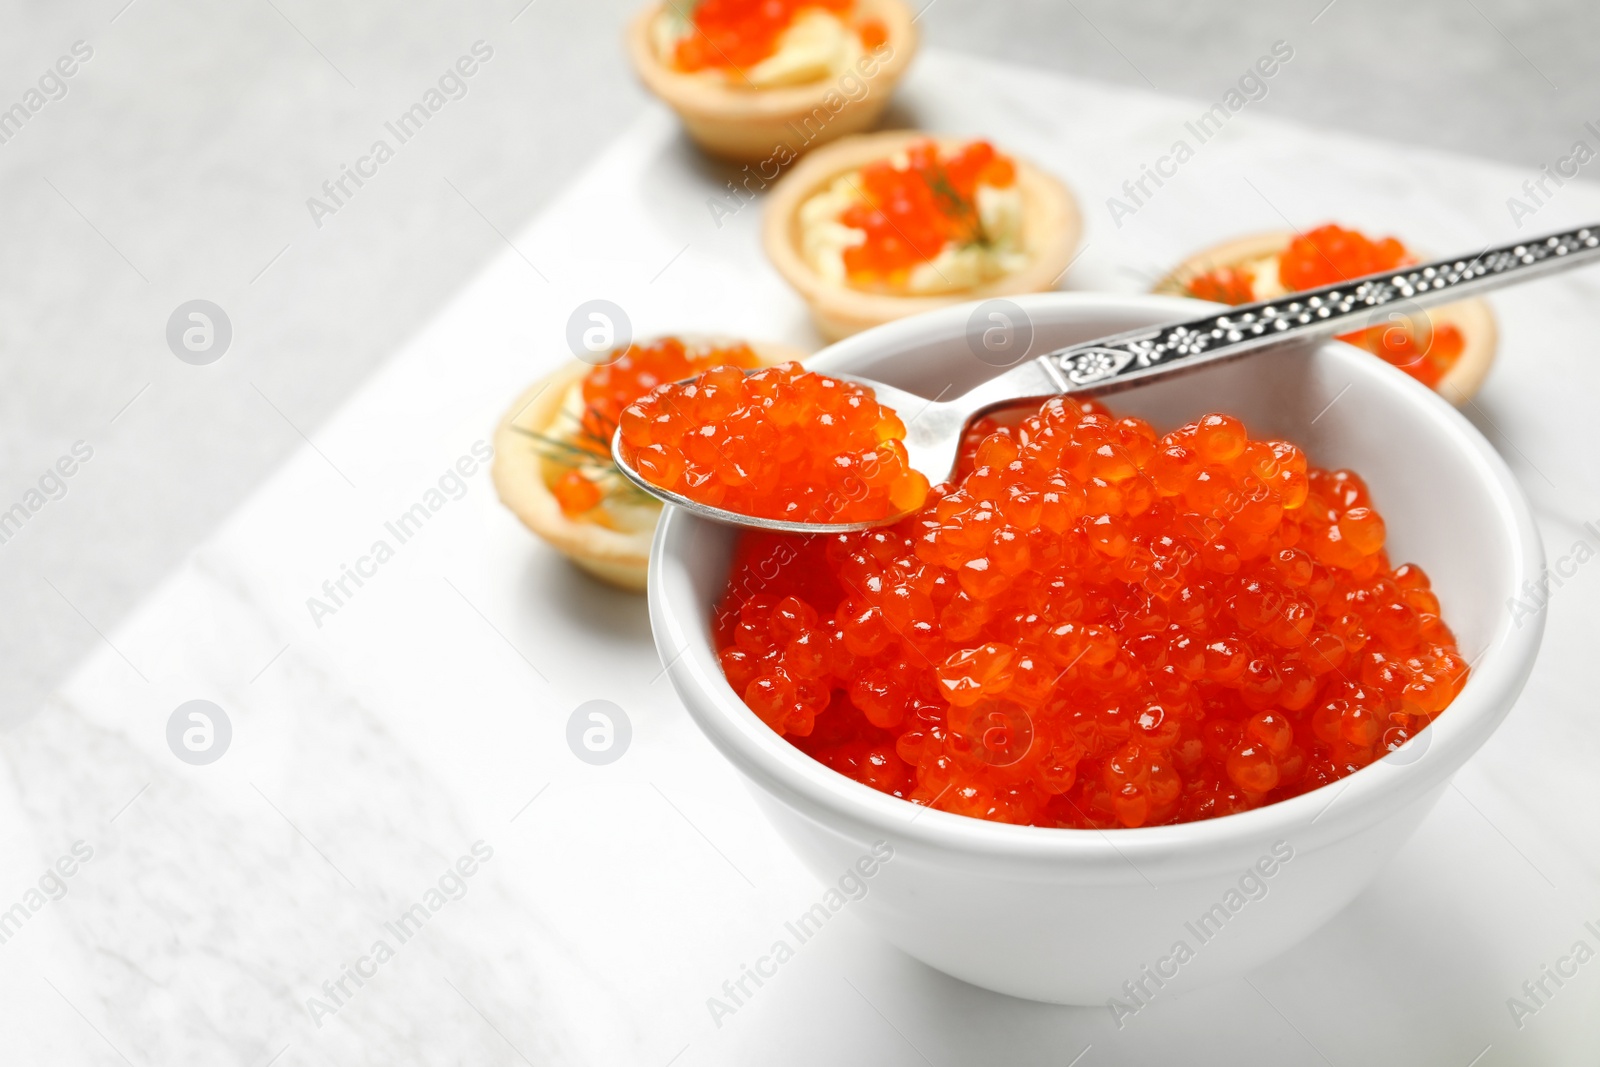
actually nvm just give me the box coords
[1153,231,1498,403]
[763,130,1083,341]
[626,0,918,163]
[491,339,810,592]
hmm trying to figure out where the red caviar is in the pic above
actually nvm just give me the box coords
[619,362,929,523]
[713,397,1467,828]
[674,0,878,73]
[1344,317,1464,388]
[1185,223,1465,388]
[551,337,762,519]
[551,468,603,516]
[1277,224,1408,292]
[840,139,1018,286]
[1185,265,1255,307]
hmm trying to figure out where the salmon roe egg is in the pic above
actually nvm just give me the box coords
[1185,223,1465,388]
[712,398,1467,828]
[619,362,930,524]
[550,468,603,517]
[674,0,865,73]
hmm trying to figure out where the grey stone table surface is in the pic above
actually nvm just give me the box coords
[0,0,1595,723]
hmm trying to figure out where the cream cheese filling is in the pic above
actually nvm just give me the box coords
[1239,252,1287,300]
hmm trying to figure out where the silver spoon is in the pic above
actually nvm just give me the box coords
[614,223,1600,533]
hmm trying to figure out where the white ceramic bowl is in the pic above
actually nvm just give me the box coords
[648,293,1545,1005]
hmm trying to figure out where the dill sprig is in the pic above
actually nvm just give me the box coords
[922,164,989,248]
[513,410,655,507]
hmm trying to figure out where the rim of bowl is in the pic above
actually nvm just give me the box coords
[649,293,1546,868]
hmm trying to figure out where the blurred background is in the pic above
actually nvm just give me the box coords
[0,0,1591,723]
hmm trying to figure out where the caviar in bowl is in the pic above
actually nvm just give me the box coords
[648,293,1543,1004]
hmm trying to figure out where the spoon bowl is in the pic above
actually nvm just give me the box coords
[610,375,974,533]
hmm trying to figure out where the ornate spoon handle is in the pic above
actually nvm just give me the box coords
[1037,224,1600,391]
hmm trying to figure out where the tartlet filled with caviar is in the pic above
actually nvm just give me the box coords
[1154,224,1498,399]
[764,131,1082,340]
[712,397,1468,829]
[626,0,916,162]
[492,335,805,591]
